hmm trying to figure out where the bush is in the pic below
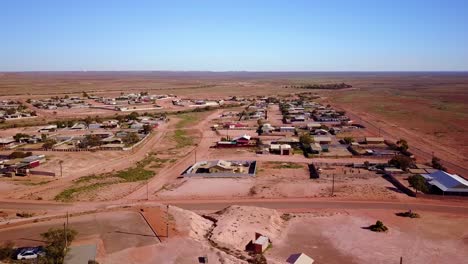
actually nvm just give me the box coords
[396,211,420,218]
[0,241,14,260]
[368,220,388,232]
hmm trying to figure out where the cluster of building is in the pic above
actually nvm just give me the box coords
[281,101,349,124]
[30,96,89,110]
[0,115,165,151]
[0,100,36,121]
[0,154,46,176]
[97,93,170,105]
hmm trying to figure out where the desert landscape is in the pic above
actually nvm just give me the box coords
[0,71,467,264]
[2,0,468,262]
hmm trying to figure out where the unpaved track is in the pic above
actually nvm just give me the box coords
[1,198,468,218]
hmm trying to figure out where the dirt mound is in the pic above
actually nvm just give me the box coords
[170,206,213,241]
[208,205,285,251]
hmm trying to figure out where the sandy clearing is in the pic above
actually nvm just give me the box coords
[267,210,468,264]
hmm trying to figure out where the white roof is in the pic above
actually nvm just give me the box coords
[254,235,269,246]
[313,136,332,142]
[287,253,314,264]
[422,170,468,193]
[0,137,15,144]
[233,134,251,141]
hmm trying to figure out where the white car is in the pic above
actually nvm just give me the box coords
[16,247,45,260]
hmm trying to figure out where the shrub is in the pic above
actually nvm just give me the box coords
[396,211,420,218]
[0,241,14,260]
[368,220,388,232]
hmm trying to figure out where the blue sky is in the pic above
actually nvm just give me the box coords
[1,0,467,71]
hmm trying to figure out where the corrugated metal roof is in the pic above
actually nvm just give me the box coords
[423,170,468,192]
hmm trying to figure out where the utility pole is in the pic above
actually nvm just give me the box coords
[59,160,63,178]
[331,174,335,196]
[146,180,149,200]
[63,222,68,251]
[194,149,197,164]
[400,256,403,264]
[166,205,169,238]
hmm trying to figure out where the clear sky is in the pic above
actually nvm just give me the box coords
[1,0,468,71]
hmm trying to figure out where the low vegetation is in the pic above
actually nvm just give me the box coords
[269,162,303,169]
[0,241,14,261]
[172,130,193,148]
[396,210,420,218]
[55,154,159,201]
[287,83,352,90]
[16,211,34,218]
[367,220,389,232]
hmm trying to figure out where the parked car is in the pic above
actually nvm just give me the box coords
[16,246,45,260]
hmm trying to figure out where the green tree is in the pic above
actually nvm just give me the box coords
[388,155,414,171]
[6,108,16,115]
[299,133,313,146]
[431,156,447,171]
[123,132,140,146]
[42,139,57,149]
[142,124,153,134]
[396,139,409,151]
[40,227,77,264]
[408,174,429,194]
[85,135,102,147]
[127,112,139,121]
[343,137,354,144]
[13,133,30,142]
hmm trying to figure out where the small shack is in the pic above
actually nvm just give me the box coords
[287,253,315,264]
[245,233,270,254]
[365,137,385,144]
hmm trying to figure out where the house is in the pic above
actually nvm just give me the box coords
[38,125,58,133]
[287,253,315,264]
[306,122,321,130]
[309,143,322,154]
[292,115,305,122]
[232,134,251,145]
[246,233,270,254]
[313,136,332,145]
[365,137,385,144]
[311,129,328,135]
[0,137,16,149]
[280,126,296,133]
[261,123,274,134]
[274,137,300,148]
[269,144,292,155]
[88,123,102,130]
[196,160,246,174]
[421,170,468,196]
